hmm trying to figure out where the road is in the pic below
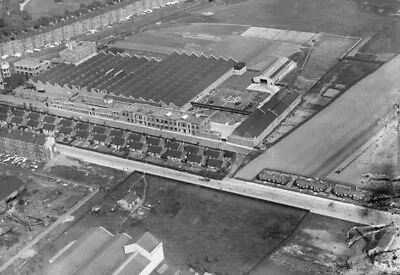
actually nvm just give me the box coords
[0,186,99,273]
[57,144,400,225]
[236,54,400,180]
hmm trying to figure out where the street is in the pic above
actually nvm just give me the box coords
[57,144,400,226]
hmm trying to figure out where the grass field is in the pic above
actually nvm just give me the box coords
[25,0,106,20]
[251,213,361,275]
[18,172,308,274]
[236,55,400,180]
[205,0,396,36]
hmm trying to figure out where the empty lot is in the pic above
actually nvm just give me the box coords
[237,55,400,180]
[206,0,396,36]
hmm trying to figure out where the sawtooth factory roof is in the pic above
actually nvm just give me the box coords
[35,51,236,108]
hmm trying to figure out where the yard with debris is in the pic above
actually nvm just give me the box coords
[15,172,308,275]
[0,168,90,268]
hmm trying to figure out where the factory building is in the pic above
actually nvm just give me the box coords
[14,58,50,76]
[59,41,97,65]
[252,57,297,86]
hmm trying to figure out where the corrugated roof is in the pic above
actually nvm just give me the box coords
[45,227,114,275]
[74,234,132,275]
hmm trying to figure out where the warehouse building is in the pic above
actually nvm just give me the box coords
[14,58,50,76]
[60,40,97,65]
[228,89,301,147]
[46,227,165,275]
[252,57,297,86]
[0,128,56,162]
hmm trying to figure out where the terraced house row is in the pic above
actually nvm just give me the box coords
[0,0,178,56]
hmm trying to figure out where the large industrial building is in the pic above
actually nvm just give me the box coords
[14,58,50,76]
[46,227,168,275]
[60,41,97,65]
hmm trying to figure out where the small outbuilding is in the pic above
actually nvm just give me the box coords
[117,191,142,211]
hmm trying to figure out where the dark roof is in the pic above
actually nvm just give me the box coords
[11,108,25,117]
[204,149,220,158]
[59,126,72,135]
[76,122,89,131]
[231,109,277,138]
[165,149,182,159]
[42,123,56,131]
[26,119,40,128]
[207,158,223,169]
[184,145,199,155]
[128,133,142,142]
[76,130,89,139]
[0,176,25,202]
[136,232,160,253]
[93,134,107,142]
[187,153,202,164]
[10,116,24,125]
[43,115,56,123]
[35,51,236,108]
[0,113,8,121]
[147,137,160,146]
[259,89,300,116]
[59,119,73,127]
[0,105,9,114]
[110,129,123,138]
[165,140,180,150]
[27,112,40,120]
[147,145,162,155]
[129,141,143,150]
[234,62,246,70]
[111,137,125,146]
[0,129,46,145]
[92,126,106,134]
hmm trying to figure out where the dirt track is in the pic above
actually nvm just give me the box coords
[236,55,400,180]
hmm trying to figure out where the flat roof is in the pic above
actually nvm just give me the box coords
[14,58,42,68]
[136,232,160,253]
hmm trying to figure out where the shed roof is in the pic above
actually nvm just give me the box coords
[0,176,25,202]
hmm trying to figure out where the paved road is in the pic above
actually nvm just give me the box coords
[236,54,400,180]
[57,144,400,225]
[0,187,99,273]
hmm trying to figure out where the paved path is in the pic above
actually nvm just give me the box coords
[0,187,99,273]
[236,54,400,180]
[57,144,400,226]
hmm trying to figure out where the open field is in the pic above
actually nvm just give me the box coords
[203,0,396,36]
[250,213,360,275]
[0,163,90,267]
[327,119,399,186]
[236,55,400,180]
[15,172,308,274]
[156,22,250,37]
[25,0,106,20]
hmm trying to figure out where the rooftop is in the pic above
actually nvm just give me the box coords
[0,128,46,145]
[0,176,25,202]
[46,227,164,275]
[14,58,43,68]
[35,51,236,108]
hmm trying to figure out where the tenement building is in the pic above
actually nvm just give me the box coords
[0,129,56,161]
[59,40,97,65]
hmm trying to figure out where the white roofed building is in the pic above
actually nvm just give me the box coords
[252,57,297,86]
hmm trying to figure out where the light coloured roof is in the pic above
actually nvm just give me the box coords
[14,58,42,68]
[74,233,132,275]
[45,227,113,275]
[112,252,150,275]
[136,232,160,253]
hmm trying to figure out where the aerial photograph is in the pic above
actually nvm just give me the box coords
[1,0,400,274]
